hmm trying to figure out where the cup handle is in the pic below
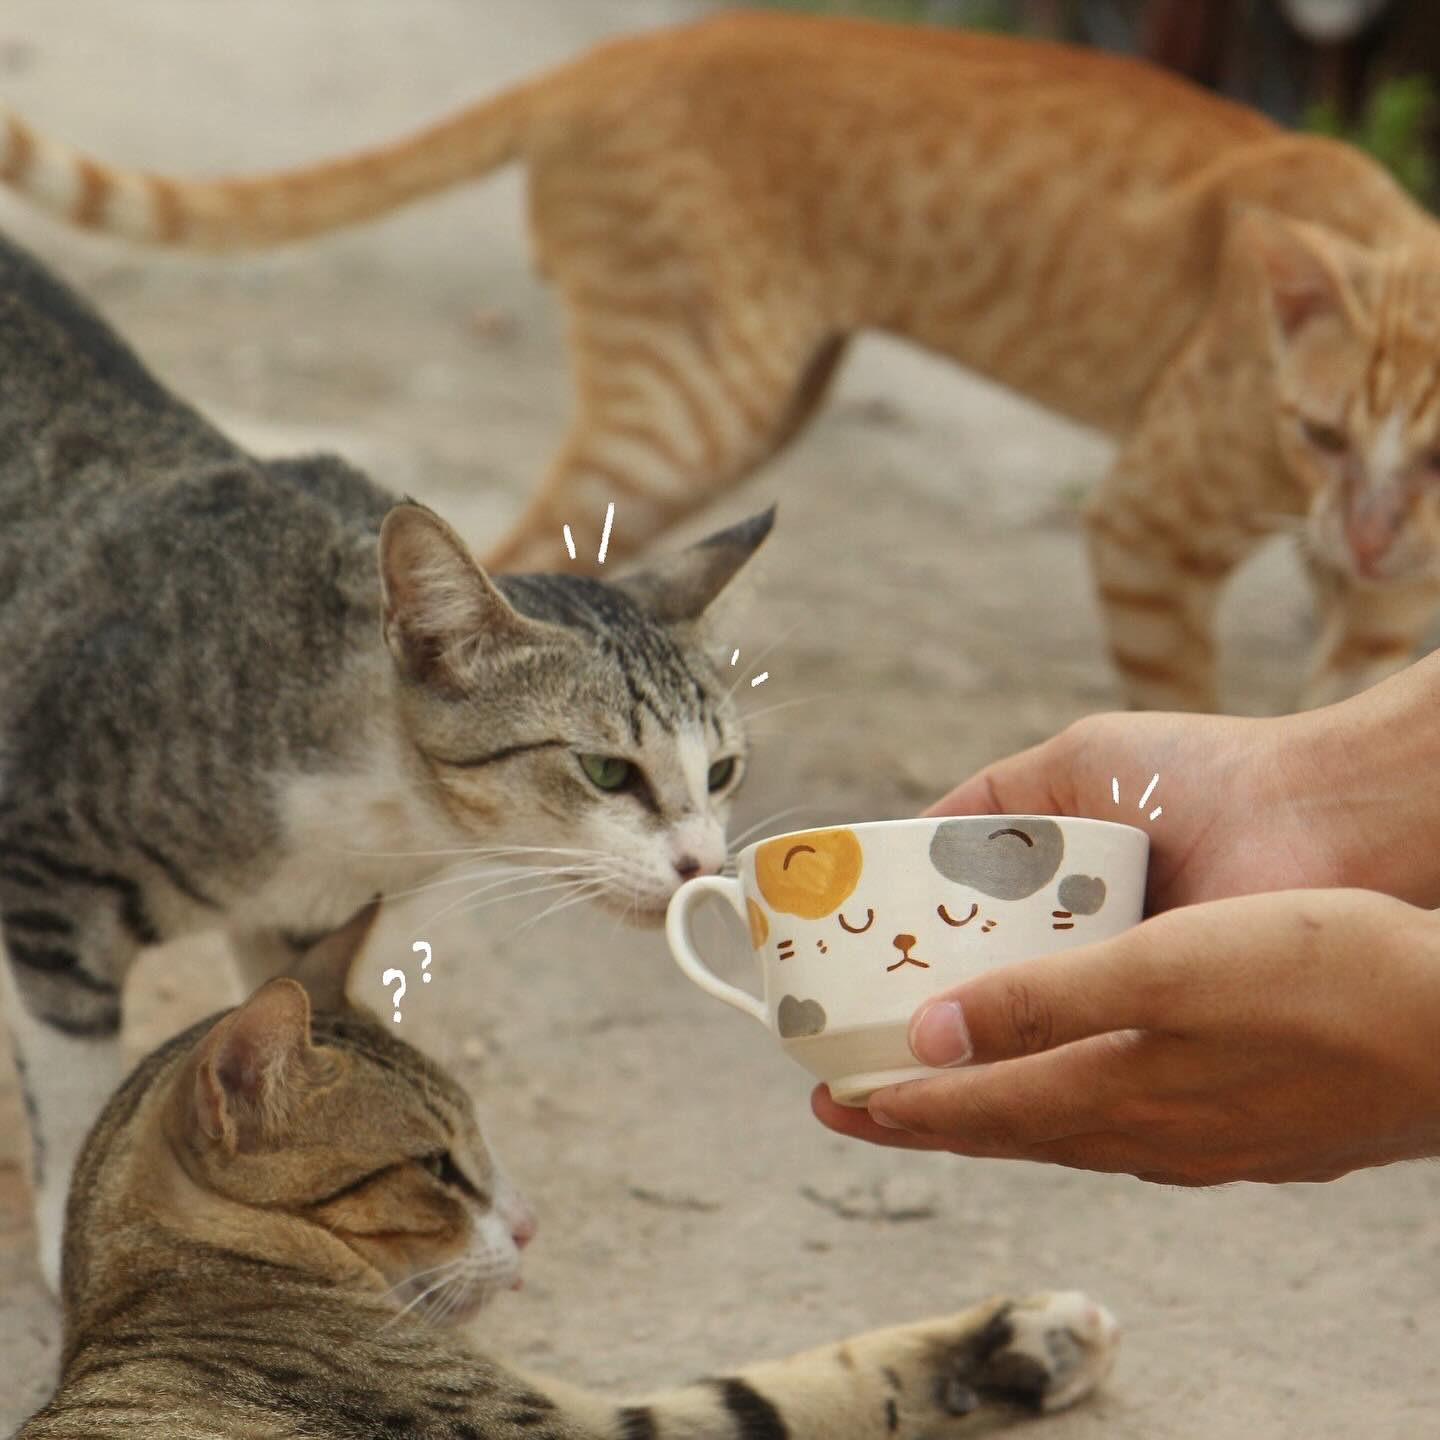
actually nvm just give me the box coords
[666,875,768,1026]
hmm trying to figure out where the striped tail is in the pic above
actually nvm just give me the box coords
[0,82,536,251]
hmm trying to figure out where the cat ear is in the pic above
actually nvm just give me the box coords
[1237,209,1363,343]
[288,901,381,1013]
[191,979,316,1154]
[378,503,535,693]
[614,506,775,626]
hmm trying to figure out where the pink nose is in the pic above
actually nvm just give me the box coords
[1345,495,1406,575]
[512,1214,537,1250]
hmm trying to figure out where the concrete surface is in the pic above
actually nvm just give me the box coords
[2,3,1438,1435]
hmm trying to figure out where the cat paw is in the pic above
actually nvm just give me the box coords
[933,1290,1119,1417]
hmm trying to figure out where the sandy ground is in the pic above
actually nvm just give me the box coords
[3,3,1439,1435]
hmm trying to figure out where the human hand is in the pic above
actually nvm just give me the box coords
[812,888,1440,1185]
[924,709,1347,912]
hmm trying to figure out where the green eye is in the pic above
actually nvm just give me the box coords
[579,754,633,791]
[707,757,737,791]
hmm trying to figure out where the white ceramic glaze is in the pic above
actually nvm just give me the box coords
[667,815,1149,1105]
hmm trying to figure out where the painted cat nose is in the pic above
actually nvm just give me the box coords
[893,933,916,952]
[674,855,703,881]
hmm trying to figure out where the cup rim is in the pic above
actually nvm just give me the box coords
[736,813,1150,863]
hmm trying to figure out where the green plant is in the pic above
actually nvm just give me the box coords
[1305,74,1437,205]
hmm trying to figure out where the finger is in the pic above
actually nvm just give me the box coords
[921,734,1073,818]
[810,1085,962,1151]
[867,1035,1136,1147]
[907,917,1191,1068]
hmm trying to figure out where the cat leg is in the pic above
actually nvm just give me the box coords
[483,298,840,574]
[1085,431,1261,712]
[1299,558,1440,708]
[513,1291,1117,1437]
[0,929,128,1295]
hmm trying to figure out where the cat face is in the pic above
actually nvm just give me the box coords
[165,971,532,1324]
[1251,214,1440,583]
[379,506,771,921]
[749,819,1109,981]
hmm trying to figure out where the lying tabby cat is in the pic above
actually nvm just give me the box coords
[0,226,769,1290]
[17,910,1118,1438]
[5,11,1439,709]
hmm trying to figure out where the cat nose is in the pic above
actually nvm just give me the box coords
[674,855,704,881]
[893,933,916,952]
[512,1213,537,1250]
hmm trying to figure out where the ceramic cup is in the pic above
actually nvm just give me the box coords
[666,815,1149,1105]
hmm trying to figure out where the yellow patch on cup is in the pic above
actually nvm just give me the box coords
[754,829,863,919]
[746,898,770,950]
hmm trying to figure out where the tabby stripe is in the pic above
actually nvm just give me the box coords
[7,941,118,994]
[2,908,72,935]
[712,1378,789,1440]
[1331,633,1413,665]
[132,835,221,909]
[0,113,33,182]
[310,1162,403,1207]
[1110,651,1185,684]
[884,1397,900,1432]
[147,174,186,242]
[46,1006,121,1037]
[587,338,725,467]
[0,843,158,943]
[427,739,568,769]
[617,1406,659,1440]
[71,156,112,228]
[0,864,48,890]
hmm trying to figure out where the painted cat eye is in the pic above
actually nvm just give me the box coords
[838,908,875,934]
[1300,418,1348,454]
[707,756,737,791]
[938,902,979,927]
[578,753,633,791]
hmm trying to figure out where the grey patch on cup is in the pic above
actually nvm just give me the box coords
[1058,873,1107,915]
[777,994,827,1038]
[928,817,1064,899]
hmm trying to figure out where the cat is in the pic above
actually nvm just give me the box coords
[16,907,1119,1438]
[5,10,1440,711]
[0,224,771,1292]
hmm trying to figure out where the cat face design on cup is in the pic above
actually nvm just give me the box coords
[667,816,1148,1105]
[751,819,1110,1008]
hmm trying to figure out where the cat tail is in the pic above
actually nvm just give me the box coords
[0,77,544,252]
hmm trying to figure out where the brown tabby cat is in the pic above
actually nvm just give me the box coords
[6,10,1436,710]
[17,906,1118,1438]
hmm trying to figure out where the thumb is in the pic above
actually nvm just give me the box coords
[908,918,1183,1067]
[922,732,1075,819]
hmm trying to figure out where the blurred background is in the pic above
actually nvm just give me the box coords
[765,0,1439,202]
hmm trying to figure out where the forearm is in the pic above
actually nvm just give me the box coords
[1291,650,1440,908]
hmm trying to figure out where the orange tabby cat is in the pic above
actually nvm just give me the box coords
[7,10,1440,709]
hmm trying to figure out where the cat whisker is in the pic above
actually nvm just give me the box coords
[727,804,820,850]
[721,616,808,704]
[434,875,613,933]
[738,692,842,725]
[501,878,614,941]
[380,1263,464,1331]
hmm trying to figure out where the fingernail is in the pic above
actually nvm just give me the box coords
[869,1106,904,1130]
[910,1000,973,1067]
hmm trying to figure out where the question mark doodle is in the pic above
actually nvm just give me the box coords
[382,967,407,1023]
[414,940,433,983]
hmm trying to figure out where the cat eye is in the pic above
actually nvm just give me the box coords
[1300,418,1348,455]
[838,908,875,934]
[421,1150,476,1196]
[707,757,737,791]
[938,902,979,927]
[578,753,633,792]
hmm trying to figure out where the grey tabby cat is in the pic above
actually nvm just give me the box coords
[17,909,1119,1438]
[0,228,769,1290]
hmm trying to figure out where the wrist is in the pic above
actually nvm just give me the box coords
[1282,661,1440,907]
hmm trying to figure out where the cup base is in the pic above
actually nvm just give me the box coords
[828,1065,941,1107]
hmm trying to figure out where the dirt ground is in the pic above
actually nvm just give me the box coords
[3,3,1439,1435]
